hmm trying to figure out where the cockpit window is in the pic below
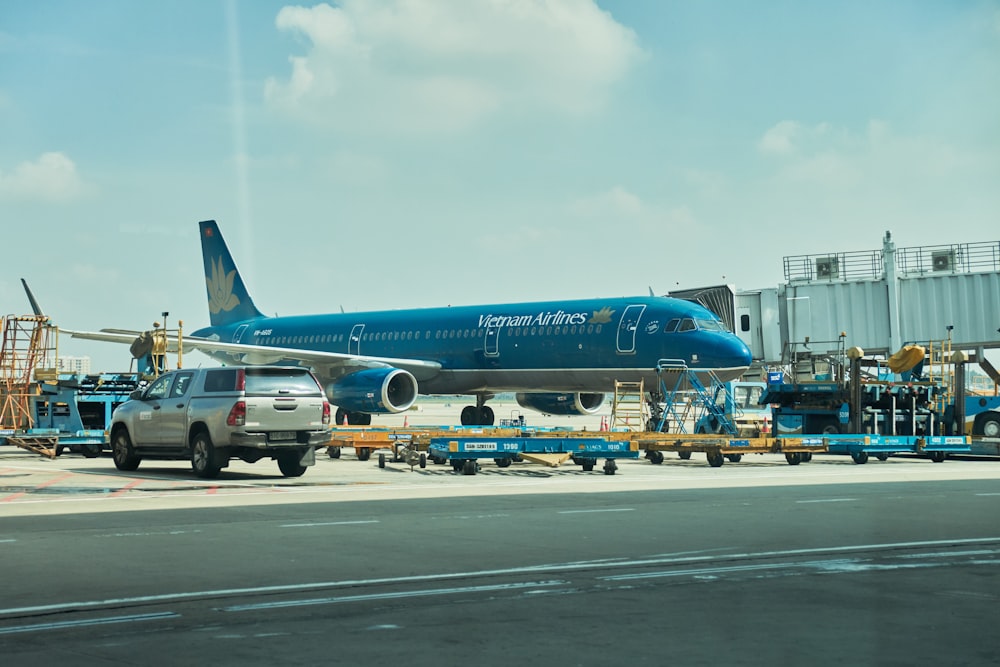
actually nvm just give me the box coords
[677,318,697,332]
[696,318,726,332]
[664,318,680,333]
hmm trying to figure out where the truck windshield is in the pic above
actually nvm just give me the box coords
[245,369,321,395]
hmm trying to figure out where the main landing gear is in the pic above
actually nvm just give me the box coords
[335,408,372,426]
[460,395,495,426]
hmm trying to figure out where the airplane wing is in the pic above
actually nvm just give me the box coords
[62,328,443,381]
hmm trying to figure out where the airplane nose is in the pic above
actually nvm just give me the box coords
[729,336,753,367]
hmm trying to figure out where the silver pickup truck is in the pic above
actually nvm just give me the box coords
[110,366,331,478]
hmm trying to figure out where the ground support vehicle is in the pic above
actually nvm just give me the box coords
[425,435,639,475]
[110,366,331,478]
[794,433,970,464]
[637,433,823,467]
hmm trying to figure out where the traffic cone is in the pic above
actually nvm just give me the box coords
[403,415,409,428]
[342,412,349,427]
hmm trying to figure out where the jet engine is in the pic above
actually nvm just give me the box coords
[327,368,418,414]
[515,392,605,416]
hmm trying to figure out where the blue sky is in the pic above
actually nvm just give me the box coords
[2,0,999,372]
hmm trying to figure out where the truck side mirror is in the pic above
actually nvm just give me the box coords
[129,389,144,400]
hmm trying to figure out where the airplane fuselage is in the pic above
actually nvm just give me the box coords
[191,296,752,395]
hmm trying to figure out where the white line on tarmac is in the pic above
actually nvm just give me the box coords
[220,580,568,612]
[0,612,180,635]
[557,508,636,514]
[796,498,858,504]
[281,520,380,528]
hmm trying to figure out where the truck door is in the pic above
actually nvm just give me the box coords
[132,373,174,446]
[616,305,646,354]
[349,324,365,356]
[159,371,195,447]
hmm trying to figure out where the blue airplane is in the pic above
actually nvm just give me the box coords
[70,220,752,427]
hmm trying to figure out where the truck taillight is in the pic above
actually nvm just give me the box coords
[227,400,247,426]
[322,401,331,425]
[235,369,246,391]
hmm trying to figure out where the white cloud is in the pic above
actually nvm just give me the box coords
[0,152,85,201]
[570,186,643,217]
[758,120,801,155]
[264,0,643,133]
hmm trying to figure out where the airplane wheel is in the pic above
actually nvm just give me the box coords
[480,406,494,426]
[460,406,477,425]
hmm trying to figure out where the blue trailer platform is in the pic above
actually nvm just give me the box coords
[426,436,639,475]
[784,434,970,464]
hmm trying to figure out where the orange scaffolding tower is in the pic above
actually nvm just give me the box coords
[1,314,59,456]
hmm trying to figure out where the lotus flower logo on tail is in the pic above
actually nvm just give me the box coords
[207,256,241,314]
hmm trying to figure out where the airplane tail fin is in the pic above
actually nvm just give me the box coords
[199,220,265,327]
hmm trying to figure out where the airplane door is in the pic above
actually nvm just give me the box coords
[233,324,249,343]
[485,322,500,357]
[616,305,646,354]
[349,324,364,355]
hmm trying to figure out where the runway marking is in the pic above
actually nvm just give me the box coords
[281,520,380,528]
[2,537,997,617]
[0,611,179,635]
[558,508,636,514]
[1,472,75,502]
[975,493,1000,497]
[220,580,568,612]
[796,498,858,504]
[109,479,144,497]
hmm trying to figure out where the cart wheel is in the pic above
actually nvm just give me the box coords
[678,451,692,460]
[81,443,102,458]
[462,459,477,476]
[378,453,386,468]
[726,454,742,463]
[876,452,889,461]
[327,446,341,459]
[647,450,664,465]
[851,451,869,464]
[928,451,946,463]
[581,459,596,472]
[603,459,617,475]
[356,448,371,461]
[785,452,802,465]
[801,452,813,462]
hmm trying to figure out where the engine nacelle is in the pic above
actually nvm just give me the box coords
[327,368,418,414]
[515,392,605,416]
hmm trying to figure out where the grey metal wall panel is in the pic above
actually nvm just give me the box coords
[781,281,890,354]
[898,273,1000,347]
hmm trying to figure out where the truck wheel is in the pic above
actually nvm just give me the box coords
[111,429,141,471]
[191,431,222,478]
[81,443,103,458]
[980,416,1000,438]
[278,452,307,477]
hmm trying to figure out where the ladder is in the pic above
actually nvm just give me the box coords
[611,380,648,431]
[653,360,738,435]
